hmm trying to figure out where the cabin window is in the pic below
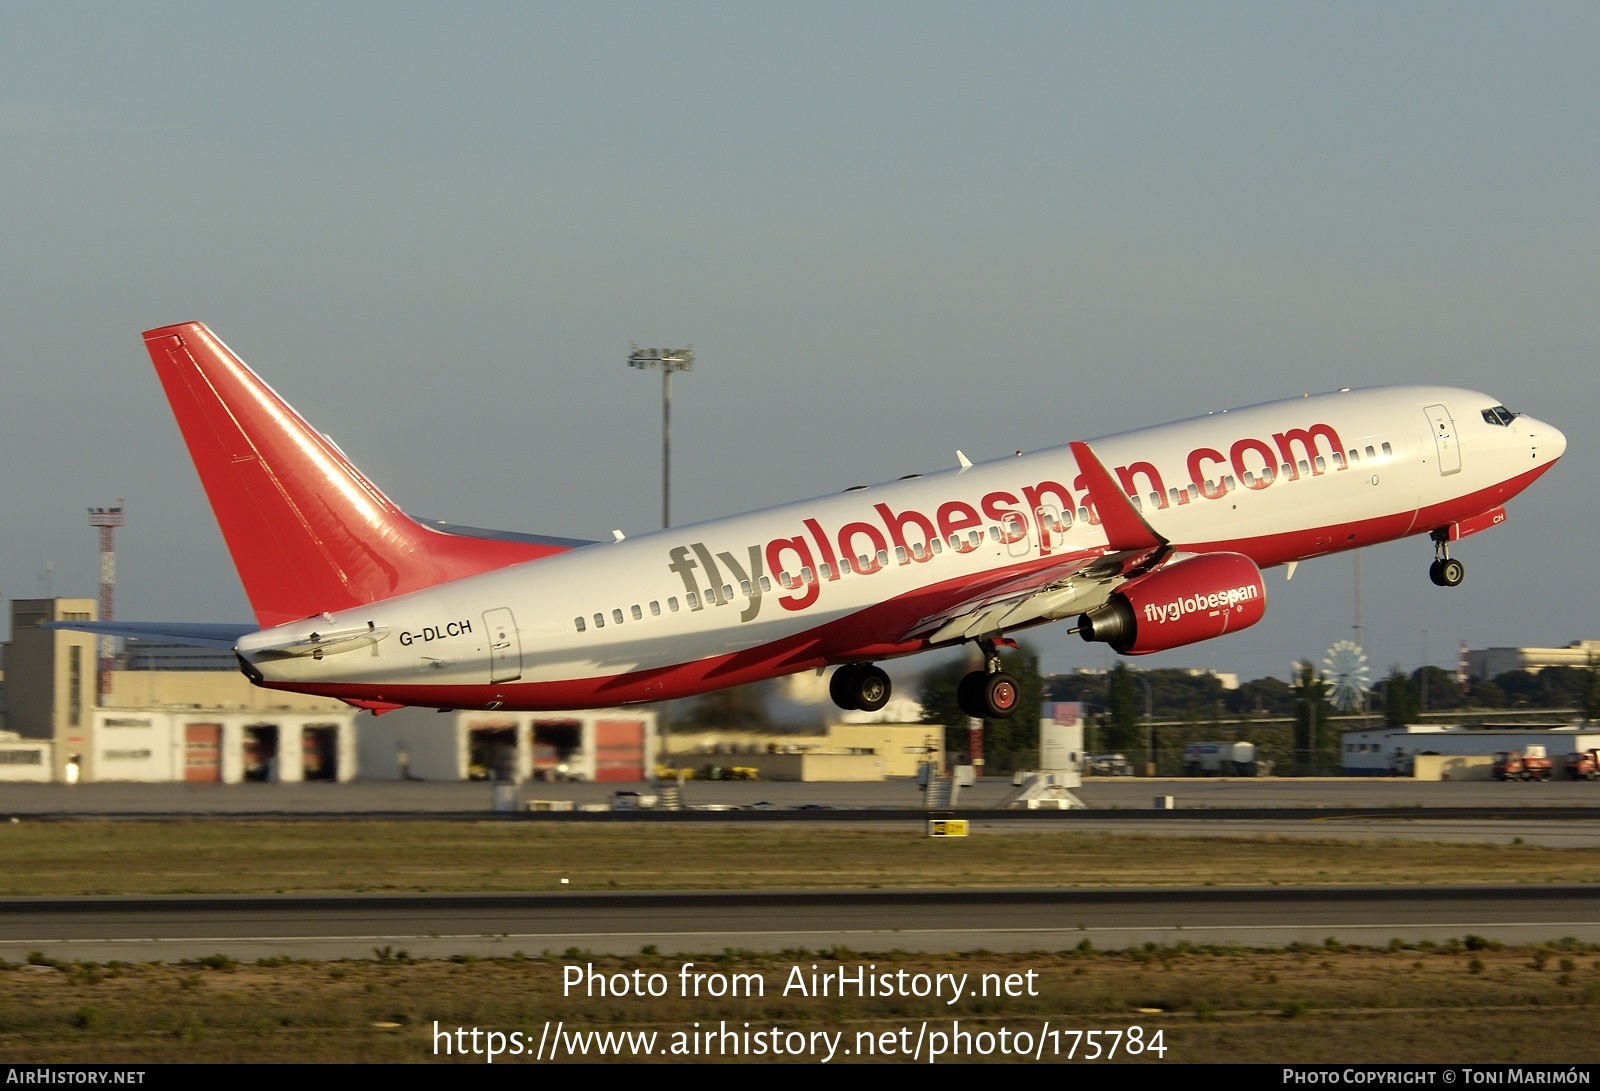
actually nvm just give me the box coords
[929,536,942,555]
[1130,495,1142,512]
[859,554,872,569]
[612,609,624,625]
[911,542,925,560]
[800,567,815,584]
[594,613,605,628]
[890,546,904,564]
[1186,483,1199,500]
[649,601,661,616]
[778,572,794,589]
[1242,471,1255,487]
[839,557,853,574]
[686,592,699,609]
[1077,507,1090,524]
[668,597,680,612]
[969,530,983,548]
[1365,445,1376,459]
[1348,449,1359,463]
[1150,492,1163,508]
[1281,463,1293,479]
[1331,452,1344,468]
[1314,456,1326,473]
[818,563,832,580]
[631,604,642,621]
[1297,460,1309,476]
[739,580,751,595]
[1222,475,1236,491]
[758,576,771,592]
[574,617,586,632]
[1381,441,1392,457]
[877,549,890,567]
[721,584,733,601]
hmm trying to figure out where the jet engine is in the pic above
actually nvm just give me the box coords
[1076,552,1266,655]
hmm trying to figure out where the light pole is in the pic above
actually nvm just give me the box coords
[628,344,694,529]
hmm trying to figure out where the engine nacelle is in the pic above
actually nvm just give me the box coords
[1076,552,1267,655]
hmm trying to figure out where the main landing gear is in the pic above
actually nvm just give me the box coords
[830,662,891,712]
[956,639,1021,720]
[1429,529,1464,587]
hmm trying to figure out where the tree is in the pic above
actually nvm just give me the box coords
[1227,675,1295,717]
[1411,665,1460,711]
[1104,663,1141,756]
[1292,660,1333,774]
[1382,667,1419,728]
[681,681,771,730]
[919,645,1044,774]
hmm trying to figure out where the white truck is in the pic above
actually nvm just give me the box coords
[1184,741,1259,776]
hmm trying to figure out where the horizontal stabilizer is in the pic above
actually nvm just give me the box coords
[42,620,257,649]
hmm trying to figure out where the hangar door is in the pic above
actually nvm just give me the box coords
[594,720,646,782]
[184,723,221,783]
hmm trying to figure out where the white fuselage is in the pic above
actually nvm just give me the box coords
[235,385,1563,710]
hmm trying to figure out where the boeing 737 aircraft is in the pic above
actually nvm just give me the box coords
[62,322,1565,720]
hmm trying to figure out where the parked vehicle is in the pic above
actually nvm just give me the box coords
[1493,747,1553,782]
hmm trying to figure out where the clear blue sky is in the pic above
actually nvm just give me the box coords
[2,2,1595,686]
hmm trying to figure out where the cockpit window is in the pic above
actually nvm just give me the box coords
[1481,405,1517,426]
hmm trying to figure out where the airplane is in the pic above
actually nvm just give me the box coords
[58,321,1566,720]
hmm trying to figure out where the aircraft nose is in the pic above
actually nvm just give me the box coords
[1540,419,1567,461]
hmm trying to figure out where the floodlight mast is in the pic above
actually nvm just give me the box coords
[627,344,694,529]
[88,505,125,703]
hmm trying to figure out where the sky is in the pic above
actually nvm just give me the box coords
[1,2,1596,691]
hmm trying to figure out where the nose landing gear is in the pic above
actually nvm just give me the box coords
[1429,530,1464,587]
[955,639,1021,719]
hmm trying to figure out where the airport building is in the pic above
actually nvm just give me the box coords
[1342,722,1600,778]
[1464,639,1600,680]
[359,705,658,783]
[1,597,656,784]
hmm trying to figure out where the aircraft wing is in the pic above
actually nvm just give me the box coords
[41,621,257,649]
[904,440,1172,646]
[903,546,1159,646]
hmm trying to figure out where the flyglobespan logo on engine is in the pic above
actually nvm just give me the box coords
[1143,583,1261,624]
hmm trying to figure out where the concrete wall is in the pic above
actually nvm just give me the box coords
[0,737,52,782]
[741,752,888,782]
[83,709,358,783]
[1413,753,1497,781]
[106,671,348,713]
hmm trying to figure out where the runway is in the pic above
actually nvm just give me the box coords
[4,885,1598,962]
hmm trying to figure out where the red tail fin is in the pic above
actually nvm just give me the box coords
[144,322,568,627]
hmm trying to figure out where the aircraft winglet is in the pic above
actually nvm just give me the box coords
[1068,440,1167,553]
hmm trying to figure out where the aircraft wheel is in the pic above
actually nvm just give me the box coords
[984,672,1020,719]
[1428,559,1444,585]
[853,665,891,713]
[956,671,988,718]
[1439,558,1464,587]
[829,665,862,710]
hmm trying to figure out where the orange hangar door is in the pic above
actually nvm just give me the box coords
[594,720,645,782]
